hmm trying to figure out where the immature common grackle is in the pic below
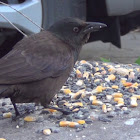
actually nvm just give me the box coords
[0,18,106,116]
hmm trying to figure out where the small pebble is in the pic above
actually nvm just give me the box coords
[98,116,112,122]
[76,80,84,86]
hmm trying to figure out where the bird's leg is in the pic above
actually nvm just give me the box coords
[10,98,20,116]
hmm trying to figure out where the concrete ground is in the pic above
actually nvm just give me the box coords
[1,32,140,140]
[80,31,140,64]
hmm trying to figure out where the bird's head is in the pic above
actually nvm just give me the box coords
[48,18,107,49]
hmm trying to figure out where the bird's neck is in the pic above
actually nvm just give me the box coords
[72,45,82,63]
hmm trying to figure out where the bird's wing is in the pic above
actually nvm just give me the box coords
[0,31,73,84]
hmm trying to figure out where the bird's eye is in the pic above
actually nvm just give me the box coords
[73,27,79,33]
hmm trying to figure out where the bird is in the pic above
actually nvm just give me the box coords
[0,17,106,116]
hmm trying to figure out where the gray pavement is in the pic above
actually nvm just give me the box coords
[80,32,140,64]
[1,32,140,140]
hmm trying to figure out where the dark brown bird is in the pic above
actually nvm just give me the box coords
[0,18,106,116]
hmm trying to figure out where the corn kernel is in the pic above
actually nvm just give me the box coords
[24,116,36,122]
[96,86,103,93]
[113,93,123,98]
[112,85,119,89]
[77,120,86,125]
[68,122,79,128]
[108,74,116,81]
[94,72,101,76]
[43,129,51,135]
[89,95,97,101]
[123,82,133,87]
[72,92,82,99]
[133,95,140,100]
[3,112,12,118]
[132,82,139,87]
[95,67,99,72]
[92,100,103,105]
[114,97,124,102]
[94,79,100,83]
[59,121,70,127]
[73,102,83,107]
[131,96,137,101]
[102,104,107,113]
[80,60,87,64]
[0,138,6,140]
[72,108,79,112]
[48,105,58,113]
[63,89,71,94]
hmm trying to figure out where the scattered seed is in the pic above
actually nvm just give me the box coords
[43,129,51,135]
[24,116,36,122]
[3,112,12,118]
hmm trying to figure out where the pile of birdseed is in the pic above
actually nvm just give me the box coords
[1,60,140,136]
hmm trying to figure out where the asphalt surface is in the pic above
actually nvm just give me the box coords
[1,32,140,140]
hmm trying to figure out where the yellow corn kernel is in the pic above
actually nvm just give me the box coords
[114,97,124,102]
[108,74,116,81]
[3,112,12,118]
[63,89,71,94]
[0,138,6,140]
[72,108,79,112]
[108,68,114,72]
[59,121,70,127]
[117,100,124,106]
[132,82,139,87]
[112,85,119,89]
[133,95,140,100]
[102,104,107,113]
[68,122,79,128]
[80,60,87,64]
[113,93,123,98]
[123,82,133,87]
[121,79,126,84]
[101,67,105,70]
[48,105,58,113]
[131,96,137,101]
[72,92,82,99]
[95,67,99,72]
[92,100,103,105]
[73,102,83,107]
[96,86,103,93]
[24,116,36,122]
[77,120,86,125]
[94,79,100,83]
[43,129,51,135]
[94,72,101,76]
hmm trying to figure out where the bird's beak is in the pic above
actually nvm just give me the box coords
[84,22,107,33]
